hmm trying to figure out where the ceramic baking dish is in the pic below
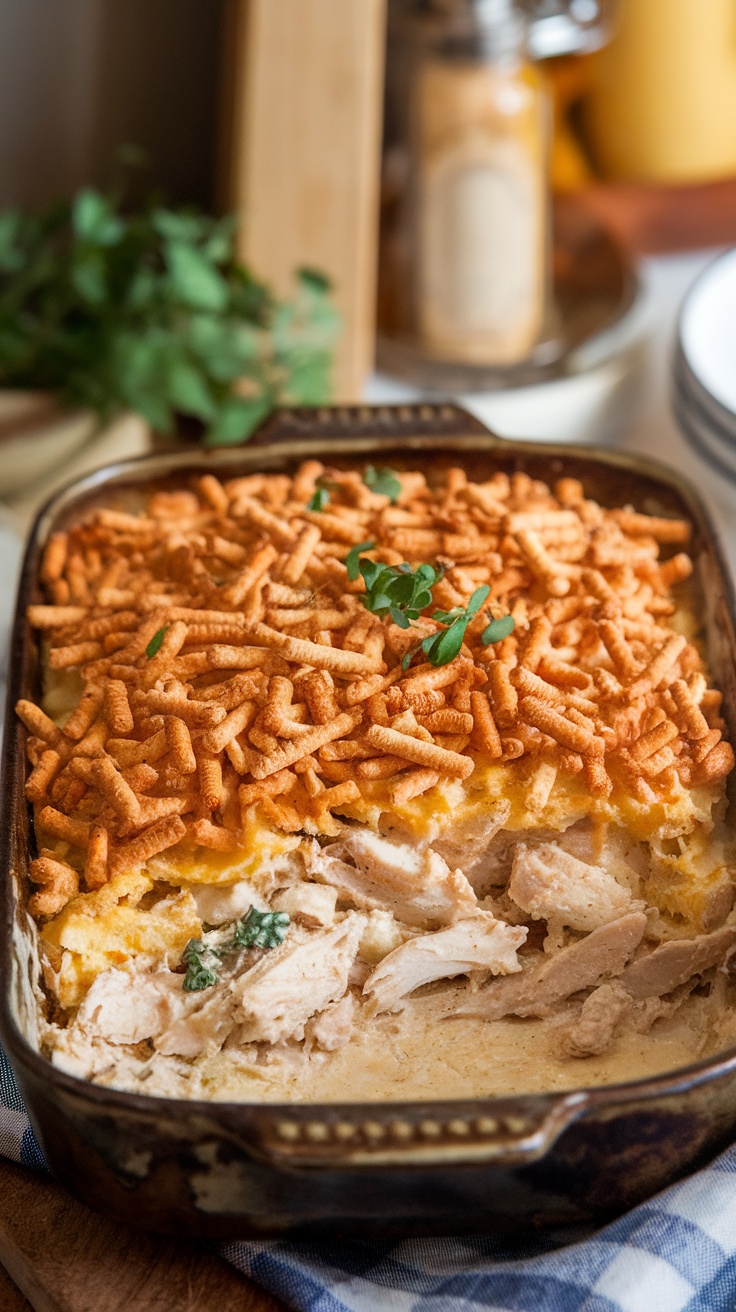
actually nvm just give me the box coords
[3,402,736,1240]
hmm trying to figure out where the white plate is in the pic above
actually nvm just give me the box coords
[679,249,736,417]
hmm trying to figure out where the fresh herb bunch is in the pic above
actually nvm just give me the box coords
[181,907,291,991]
[345,543,515,670]
[0,187,339,446]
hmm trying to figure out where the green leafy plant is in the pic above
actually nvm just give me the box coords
[0,187,340,446]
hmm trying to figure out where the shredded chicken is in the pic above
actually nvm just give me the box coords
[431,805,512,893]
[231,913,366,1044]
[74,967,189,1046]
[364,913,527,1014]
[619,925,736,999]
[559,982,633,1058]
[452,912,647,1020]
[309,832,477,929]
[508,842,634,933]
[307,993,356,1051]
[271,882,337,929]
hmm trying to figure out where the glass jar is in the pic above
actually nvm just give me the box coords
[381,0,551,369]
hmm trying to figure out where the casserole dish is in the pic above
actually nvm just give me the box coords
[3,401,736,1239]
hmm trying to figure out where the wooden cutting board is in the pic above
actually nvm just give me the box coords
[0,1159,283,1312]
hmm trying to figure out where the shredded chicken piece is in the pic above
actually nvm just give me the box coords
[508,842,634,933]
[431,805,512,894]
[272,881,337,928]
[559,981,633,1057]
[307,992,356,1051]
[452,912,647,1020]
[73,967,188,1046]
[619,925,736,999]
[156,984,238,1059]
[363,913,526,1014]
[358,909,407,964]
[309,831,477,929]
[186,880,268,926]
[232,913,366,1044]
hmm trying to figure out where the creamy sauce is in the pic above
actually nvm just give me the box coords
[70,984,734,1105]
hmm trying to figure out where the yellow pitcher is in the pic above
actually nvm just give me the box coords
[583,0,736,182]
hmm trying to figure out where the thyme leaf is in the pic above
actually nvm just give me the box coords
[363,465,401,503]
[308,486,330,512]
[182,939,220,991]
[481,614,516,646]
[145,625,168,658]
[345,540,376,581]
[230,907,290,950]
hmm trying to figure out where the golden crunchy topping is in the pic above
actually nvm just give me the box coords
[17,461,734,916]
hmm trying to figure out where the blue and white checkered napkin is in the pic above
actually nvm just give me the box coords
[2,1046,736,1312]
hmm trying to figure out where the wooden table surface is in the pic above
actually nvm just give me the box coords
[0,1158,284,1312]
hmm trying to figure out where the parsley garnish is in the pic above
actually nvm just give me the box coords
[481,614,515,646]
[308,486,330,512]
[403,585,491,670]
[182,939,219,992]
[179,908,291,991]
[146,625,168,658]
[363,465,401,503]
[359,560,442,629]
[346,544,443,626]
[230,906,290,949]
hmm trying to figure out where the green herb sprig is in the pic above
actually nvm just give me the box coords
[345,540,377,580]
[182,939,220,992]
[230,907,290,950]
[363,465,401,503]
[180,907,291,991]
[402,585,491,670]
[308,486,330,512]
[346,542,443,630]
[360,561,443,629]
[0,186,340,446]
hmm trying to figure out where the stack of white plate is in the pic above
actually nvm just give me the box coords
[674,250,736,495]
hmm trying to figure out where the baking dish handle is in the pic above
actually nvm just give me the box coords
[255,1092,589,1167]
[249,402,493,447]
